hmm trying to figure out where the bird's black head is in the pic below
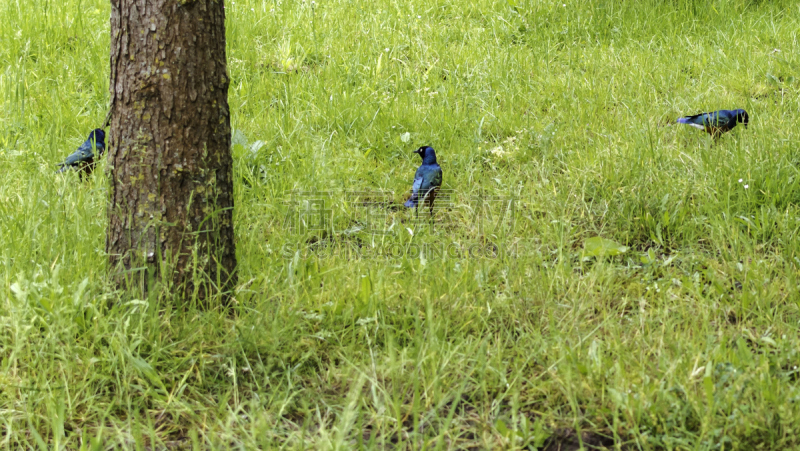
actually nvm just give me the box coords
[89,128,106,144]
[734,109,749,128]
[414,146,437,164]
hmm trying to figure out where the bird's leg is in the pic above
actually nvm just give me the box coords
[428,189,437,217]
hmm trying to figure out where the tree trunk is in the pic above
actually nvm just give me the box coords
[107,0,236,302]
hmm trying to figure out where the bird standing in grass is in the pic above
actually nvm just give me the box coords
[57,129,106,179]
[676,109,749,138]
[404,146,443,214]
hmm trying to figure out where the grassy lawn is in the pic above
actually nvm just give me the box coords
[2,0,800,448]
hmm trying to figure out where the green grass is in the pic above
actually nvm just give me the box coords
[2,0,800,448]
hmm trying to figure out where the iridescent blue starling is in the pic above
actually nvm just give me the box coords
[57,129,106,179]
[404,146,443,213]
[676,109,749,138]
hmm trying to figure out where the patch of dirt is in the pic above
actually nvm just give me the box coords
[542,428,619,451]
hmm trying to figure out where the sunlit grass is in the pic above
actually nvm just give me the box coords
[2,0,800,448]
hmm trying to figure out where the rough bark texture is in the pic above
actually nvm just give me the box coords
[107,0,236,301]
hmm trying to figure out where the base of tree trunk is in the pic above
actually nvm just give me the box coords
[106,0,236,303]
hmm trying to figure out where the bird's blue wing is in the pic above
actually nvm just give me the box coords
[59,141,95,168]
[79,139,97,156]
[678,112,710,128]
[404,171,424,207]
[406,164,443,208]
[63,149,89,166]
[429,166,442,188]
[420,167,439,191]
[715,112,735,129]
[412,171,424,195]
[681,111,733,128]
[417,166,443,204]
[701,111,734,129]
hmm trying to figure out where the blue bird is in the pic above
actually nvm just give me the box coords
[676,109,749,138]
[404,146,443,213]
[57,129,106,179]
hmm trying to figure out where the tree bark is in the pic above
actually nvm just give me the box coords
[107,0,236,302]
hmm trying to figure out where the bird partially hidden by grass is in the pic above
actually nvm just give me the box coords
[676,109,749,139]
[404,146,443,215]
[57,128,106,179]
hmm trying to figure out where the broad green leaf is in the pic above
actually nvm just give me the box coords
[584,236,628,257]
[496,419,508,436]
